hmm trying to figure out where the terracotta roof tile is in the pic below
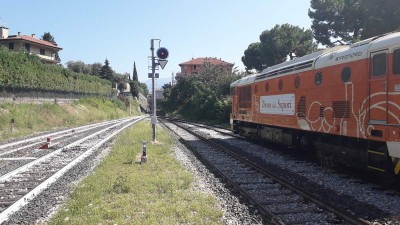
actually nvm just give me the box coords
[179,57,233,66]
[0,35,62,50]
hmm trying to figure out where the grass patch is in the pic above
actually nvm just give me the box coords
[49,121,223,225]
[0,98,140,142]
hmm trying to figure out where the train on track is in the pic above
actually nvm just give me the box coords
[230,31,400,178]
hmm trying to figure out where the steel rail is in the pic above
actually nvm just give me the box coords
[162,118,370,225]
[0,116,147,223]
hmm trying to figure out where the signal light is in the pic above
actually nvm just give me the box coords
[157,47,169,59]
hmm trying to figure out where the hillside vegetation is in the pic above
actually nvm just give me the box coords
[0,46,111,94]
[0,98,140,142]
[160,63,242,124]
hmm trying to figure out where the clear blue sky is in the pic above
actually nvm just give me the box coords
[1,0,312,88]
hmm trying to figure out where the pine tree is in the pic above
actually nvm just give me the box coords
[100,59,114,81]
[42,32,55,43]
[132,62,138,81]
[42,32,61,62]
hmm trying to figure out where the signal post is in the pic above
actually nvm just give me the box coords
[150,39,168,142]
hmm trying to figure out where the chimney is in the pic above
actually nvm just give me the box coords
[17,32,21,36]
[31,34,36,38]
[0,26,9,39]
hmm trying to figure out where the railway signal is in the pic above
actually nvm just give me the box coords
[150,39,169,142]
[157,47,169,59]
[157,47,169,69]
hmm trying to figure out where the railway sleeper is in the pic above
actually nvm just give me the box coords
[0,201,15,207]
[271,207,322,215]
[260,199,300,205]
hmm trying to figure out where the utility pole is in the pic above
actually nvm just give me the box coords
[150,39,168,142]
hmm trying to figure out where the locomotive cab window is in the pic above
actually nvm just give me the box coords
[393,49,400,75]
[372,52,387,77]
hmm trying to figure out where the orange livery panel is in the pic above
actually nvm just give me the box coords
[231,32,400,176]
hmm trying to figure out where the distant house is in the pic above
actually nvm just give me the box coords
[147,89,164,113]
[0,26,62,64]
[177,57,234,77]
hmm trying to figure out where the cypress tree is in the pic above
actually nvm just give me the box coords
[132,62,138,81]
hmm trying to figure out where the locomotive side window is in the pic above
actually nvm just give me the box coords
[278,79,283,90]
[294,76,300,88]
[265,82,269,92]
[238,86,252,108]
[315,72,322,86]
[393,49,400,75]
[341,67,351,82]
[372,53,387,77]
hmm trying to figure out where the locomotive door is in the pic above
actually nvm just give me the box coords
[368,50,388,125]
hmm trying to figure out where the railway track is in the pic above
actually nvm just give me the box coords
[0,119,129,177]
[161,118,370,225]
[0,116,147,223]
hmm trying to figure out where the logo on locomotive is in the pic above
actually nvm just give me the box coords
[260,94,295,115]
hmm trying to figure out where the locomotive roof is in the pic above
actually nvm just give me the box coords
[315,31,400,69]
[231,31,400,87]
[230,74,257,87]
[255,46,347,81]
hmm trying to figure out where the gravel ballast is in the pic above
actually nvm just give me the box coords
[2,121,263,225]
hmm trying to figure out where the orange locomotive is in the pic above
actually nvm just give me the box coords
[231,32,400,176]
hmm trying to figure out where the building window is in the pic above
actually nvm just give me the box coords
[24,43,30,52]
[393,49,400,75]
[372,52,387,77]
[8,43,14,50]
[40,49,45,55]
[194,65,197,70]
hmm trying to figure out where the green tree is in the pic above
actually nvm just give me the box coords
[113,72,130,93]
[309,0,364,46]
[100,59,114,81]
[160,63,242,122]
[241,43,264,72]
[162,83,172,99]
[67,61,102,76]
[130,81,140,98]
[42,32,61,62]
[309,0,400,46]
[242,24,315,72]
[42,32,55,43]
[91,63,102,77]
[361,0,400,39]
[132,62,138,81]
[66,61,85,73]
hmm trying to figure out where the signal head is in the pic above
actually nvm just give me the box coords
[157,47,169,59]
